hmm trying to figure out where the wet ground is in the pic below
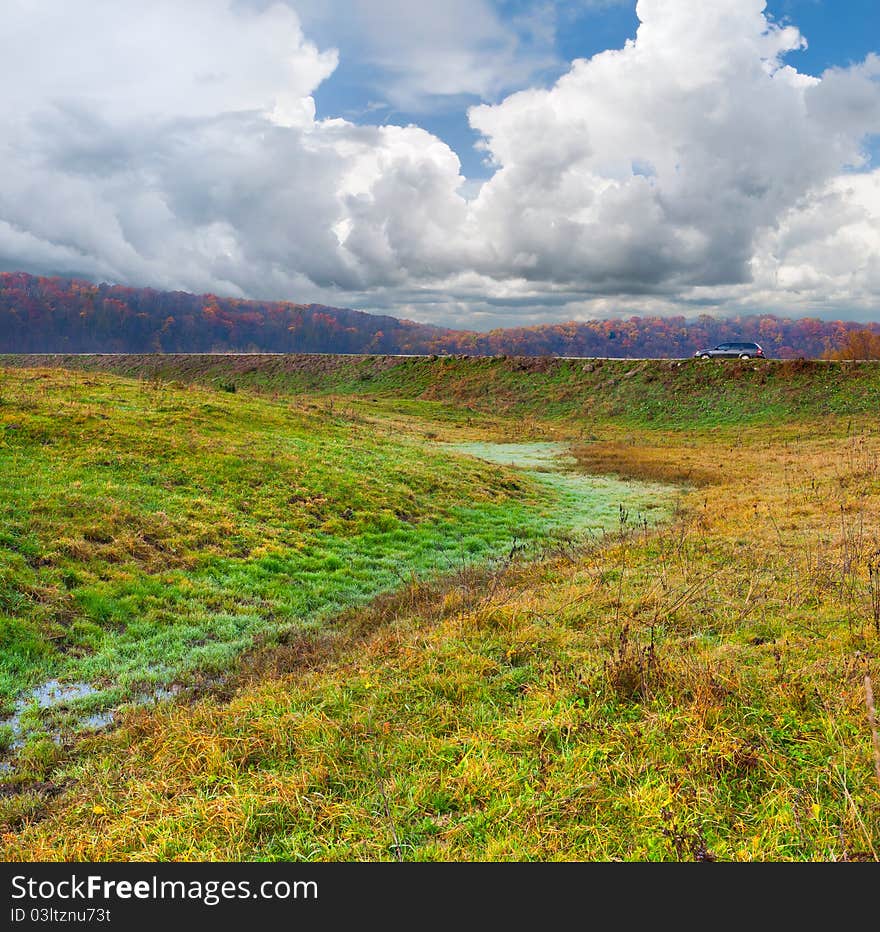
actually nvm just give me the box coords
[448,441,677,534]
[0,680,182,771]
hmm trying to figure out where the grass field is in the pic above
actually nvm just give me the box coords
[1,356,879,860]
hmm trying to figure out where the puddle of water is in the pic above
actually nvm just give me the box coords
[78,711,116,732]
[131,684,182,707]
[0,679,101,752]
[30,679,97,709]
[0,679,184,771]
[72,685,182,736]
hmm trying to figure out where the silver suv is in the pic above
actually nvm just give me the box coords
[694,341,765,360]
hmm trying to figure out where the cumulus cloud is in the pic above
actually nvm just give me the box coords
[0,0,470,298]
[725,169,880,316]
[1,0,879,326]
[464,0,880,296]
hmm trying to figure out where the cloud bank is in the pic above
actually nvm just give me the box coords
[1,0,879,327]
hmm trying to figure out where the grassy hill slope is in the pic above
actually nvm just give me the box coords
[1,357,879,860]
[5,353,880,428]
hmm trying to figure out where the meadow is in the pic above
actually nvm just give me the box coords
[1,355,879,860]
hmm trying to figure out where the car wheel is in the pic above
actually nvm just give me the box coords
[740,354,751,359]
[701,354,710,360]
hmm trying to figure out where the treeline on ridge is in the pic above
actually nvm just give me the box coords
[2,271,877,358]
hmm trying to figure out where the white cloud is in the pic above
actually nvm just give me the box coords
[0,0,470,297]
[1,0,879,327]
[3,0,337,126]
[463,0,880,296]
[287,0,561,111]
[729,170,880,315]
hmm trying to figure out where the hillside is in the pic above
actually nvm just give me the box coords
[1,356,879,860]
[6,352,880,428]
[2,271,878,358]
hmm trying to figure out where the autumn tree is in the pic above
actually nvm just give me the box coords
[823,329,880,361]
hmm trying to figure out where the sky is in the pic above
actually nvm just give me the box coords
[1,0,879,329]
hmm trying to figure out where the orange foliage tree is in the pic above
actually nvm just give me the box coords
[824,329,880,360]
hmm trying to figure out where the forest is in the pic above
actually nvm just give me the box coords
[2,271,877,358]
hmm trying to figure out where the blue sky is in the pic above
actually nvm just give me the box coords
[309,0,880,179]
